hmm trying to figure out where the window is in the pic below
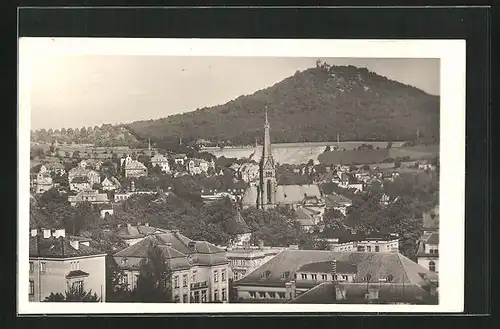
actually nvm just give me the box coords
[311,274,317,280]
[194,291,200,303]
[221,270,226,281]
[249,291,256,298]
[121,258,127,265]
[258,292,266,298]
[375,246,380,252]
[278,292,285,299]
[268,291,276,298]
[301,273,307,279]
[214,289,219,301]
[183,274,188,287]
[342,275,348,281]
[214,270,218,282]
[429,261,436,272]
[122,273,128,285]
[201,290,207,303]
[192,271,197,282]
[366,246,372,252]
[222,288,226,301]
[174,276,179,288]
[183,294,188,303]
[72,280,84,291]
[40,262,46,273]
[29,262,34,273]
[357,246,365,252]
[234,273,239,280]
[174,295,180,303]
[321,274,328,280]
[29,280,34,296]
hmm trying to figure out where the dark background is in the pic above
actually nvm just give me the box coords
[11,5,492,327]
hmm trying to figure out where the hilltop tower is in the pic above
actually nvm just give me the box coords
[258,110,277,209]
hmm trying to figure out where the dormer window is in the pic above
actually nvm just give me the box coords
[281,271,290,279]
[261,270,271,279]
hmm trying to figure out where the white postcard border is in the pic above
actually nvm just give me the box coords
[18,38,466,314]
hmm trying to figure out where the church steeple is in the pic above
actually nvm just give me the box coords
[262,108,274,168]
[258,108,277,209]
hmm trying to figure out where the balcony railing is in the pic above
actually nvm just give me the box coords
[190,281,208,290]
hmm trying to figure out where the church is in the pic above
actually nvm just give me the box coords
[241,112,325,216]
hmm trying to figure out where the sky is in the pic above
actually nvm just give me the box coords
[29,56,439,130]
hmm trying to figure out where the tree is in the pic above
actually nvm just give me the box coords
[72,150,81,159]
[324,146,331,153]
[394,159,402,168]
[44,285,100,302]
[133,241,172,302]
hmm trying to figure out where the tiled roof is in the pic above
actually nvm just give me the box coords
[114,232,228,267]
[325,194,353,207]
[298,260,357,274]
[317,228,394,243]
[424,232,439,245]
[70,176,90,184]
[115,225,167,239]
[65,270,90,278]
[29,236,106,258]
[125,160,147,170]
[234,250,437,287]
[289,282,438,304]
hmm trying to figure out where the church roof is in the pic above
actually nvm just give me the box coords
[275,185,322,205]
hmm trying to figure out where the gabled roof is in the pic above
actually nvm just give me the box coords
[234,250,437,287]
[29,235,106,258]
[275,185,322,204]
[114,231,228,267]
[125,160,147,170]
[65,270,90,278]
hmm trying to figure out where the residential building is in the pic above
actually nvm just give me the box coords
[227,246,286,281]
[295,207,323,232]
[29,228,107,302]
[113,231,230,303]
[101,176,121,191]
[114,223,169,246]
[416,229,439,273]
[173,154,187,166]
[123,156,148,178]
[233,249,438,303]
[68,190,110,207]
[238,163,260,183]
[241,113,324,211]
[68,161,101,188]
[113,190,157,203]
[69,176,91,192]
[324,194,353,216]
[151,153,170,173]
[35,166,54,194]
[187,159,210,175]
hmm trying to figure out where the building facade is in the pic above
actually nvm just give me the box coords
[68,190,110,207]
[227,246,286,281]
[68,161,101,188]
[123,156,148,178]
[29,228,107,302]
[416,230,439,273]
[113,231,230,303]
[151,154,170,173]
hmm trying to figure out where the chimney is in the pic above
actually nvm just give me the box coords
[145,223,149,227]
[43,229,51,238]
[30,229,38,237]
[331,260,337,280]
[290,280,296,299]
[54,229,66,238]
[70,240,79,250]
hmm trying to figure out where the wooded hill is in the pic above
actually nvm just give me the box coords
[127,61,440,146]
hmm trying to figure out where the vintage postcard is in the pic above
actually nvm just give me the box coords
[18,38,465,314]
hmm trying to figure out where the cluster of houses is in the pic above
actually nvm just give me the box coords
[28,217,438,304]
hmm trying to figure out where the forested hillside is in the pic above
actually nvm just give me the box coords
[128,61,440,145]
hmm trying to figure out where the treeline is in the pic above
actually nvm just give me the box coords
[30,124,144,147]
[127,63,439,146]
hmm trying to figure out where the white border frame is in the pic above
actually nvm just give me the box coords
[18,38,466,314]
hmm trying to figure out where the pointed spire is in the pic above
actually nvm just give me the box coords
[262,108,274,166]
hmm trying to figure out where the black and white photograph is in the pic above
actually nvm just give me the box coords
[18,38,465,314]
